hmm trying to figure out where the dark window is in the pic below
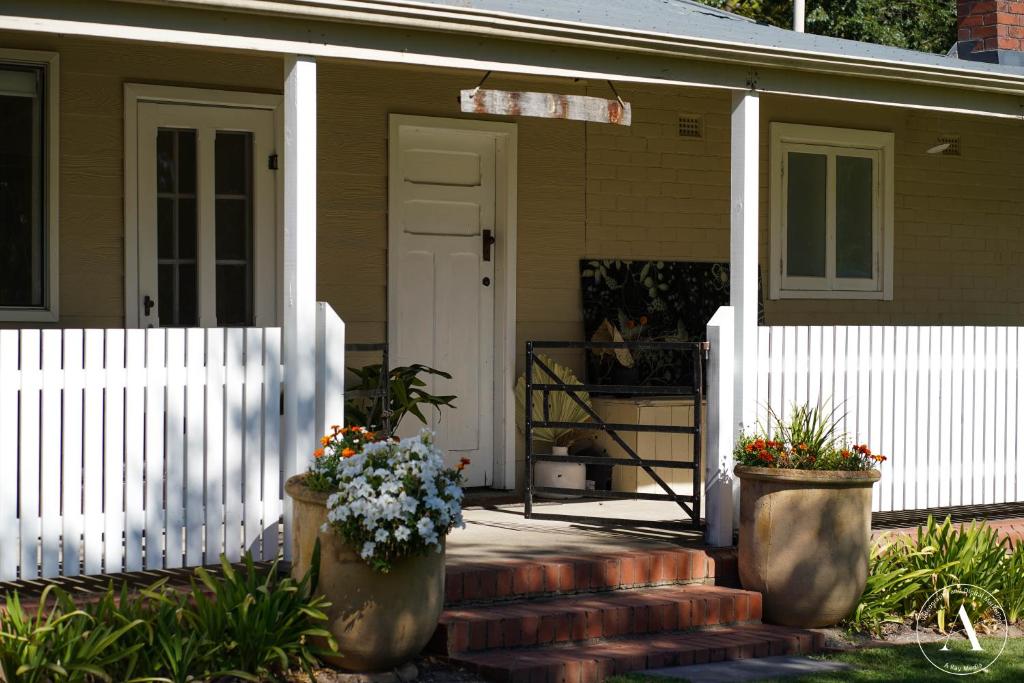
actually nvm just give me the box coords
[0,65,45,309]
[156,128,199,326]
[214,131,253,326]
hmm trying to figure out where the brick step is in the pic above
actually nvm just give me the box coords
[430,584,762,656]
[445,547,737,606]
[449,623,826,683]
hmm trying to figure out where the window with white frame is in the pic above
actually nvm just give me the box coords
[0,50,58,321]
[770,123,894,300]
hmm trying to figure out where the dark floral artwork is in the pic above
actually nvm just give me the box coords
[579,259,763,390]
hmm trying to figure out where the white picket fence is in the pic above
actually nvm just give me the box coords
[755,325,1024,513]
[0,326,287,580]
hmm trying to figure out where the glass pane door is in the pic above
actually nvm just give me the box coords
[136,102,276,328]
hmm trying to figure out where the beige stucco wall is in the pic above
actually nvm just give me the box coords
[2,31,1021,341]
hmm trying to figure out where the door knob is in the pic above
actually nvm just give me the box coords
[482,229,496,262]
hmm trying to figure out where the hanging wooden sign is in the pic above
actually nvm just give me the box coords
[460,88,632,126]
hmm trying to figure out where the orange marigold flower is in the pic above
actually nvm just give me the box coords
[313,448,324,458]
[840,449,851,458]
[625,320,636,329]
[745,444,756,453]
[758,451,773,463]
[639,316,648,325]
[798,443,808,451]
[320,435,330,446]
[457,456,472,471]
[873,455,887,463]
[342,447,356,458]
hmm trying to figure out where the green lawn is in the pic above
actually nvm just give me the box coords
[607,637,1023,683]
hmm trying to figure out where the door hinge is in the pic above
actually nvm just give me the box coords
[268,153,279,170]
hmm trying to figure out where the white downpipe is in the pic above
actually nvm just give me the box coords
[794,0,806,33]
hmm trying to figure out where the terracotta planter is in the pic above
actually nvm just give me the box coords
[735,465,880,628]
[285,475,445,672]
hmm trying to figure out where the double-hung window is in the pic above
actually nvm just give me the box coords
[770,123,894,300]
[0,50,57,321]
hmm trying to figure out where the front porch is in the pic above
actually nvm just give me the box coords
[0,7,1023,584]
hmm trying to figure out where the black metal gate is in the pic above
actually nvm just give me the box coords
[523,340,706,528]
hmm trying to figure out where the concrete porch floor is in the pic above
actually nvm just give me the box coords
[447,499,704,567]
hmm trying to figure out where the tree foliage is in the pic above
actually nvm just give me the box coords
[698,0,957,55]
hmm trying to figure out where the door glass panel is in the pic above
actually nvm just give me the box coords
[214,131,253,326]
[786,152,827,278]
[836,155,874,279]
[155,128,198,326]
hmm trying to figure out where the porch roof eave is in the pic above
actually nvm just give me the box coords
[5,0,1024,119]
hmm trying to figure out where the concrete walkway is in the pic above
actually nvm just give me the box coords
[644,655,850,682]
[448,499,703,566]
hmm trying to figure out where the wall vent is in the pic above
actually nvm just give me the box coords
[678,115,704,139]
[937,135,961,156]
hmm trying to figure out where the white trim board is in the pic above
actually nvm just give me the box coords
[0,48,59,323]
[5,1,1024,120]
[387,114,518,490]
[123,84,283,328]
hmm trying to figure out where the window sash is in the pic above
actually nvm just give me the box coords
[780,142,881,294]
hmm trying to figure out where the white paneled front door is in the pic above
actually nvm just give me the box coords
[389,118,510,487]
[134,102,277,328]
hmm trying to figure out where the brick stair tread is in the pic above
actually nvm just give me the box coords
[432,584,762,654]
[448,623,825,683]
[445,547,738,606]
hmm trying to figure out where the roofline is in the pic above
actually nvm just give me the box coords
[121,0,1024,97]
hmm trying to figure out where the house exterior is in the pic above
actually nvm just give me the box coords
[1,0,1024,577]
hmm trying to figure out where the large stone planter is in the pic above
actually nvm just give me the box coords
[285,475,445,672]
[735,465,880,628]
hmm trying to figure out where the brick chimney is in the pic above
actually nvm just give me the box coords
[957,1,1024,65]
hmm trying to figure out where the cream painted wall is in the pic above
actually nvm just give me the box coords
[0,33,282,329]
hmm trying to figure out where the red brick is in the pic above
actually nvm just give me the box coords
[495,567,513,599]
[520,615,539,646]
[619,556,636,586]
[573,560,590,590]
[445,573,463,604]
[633,554,652,585]
[468,621,487,650]
[543,563,561,593]
[558,562,575,592]
[487,619,504,649]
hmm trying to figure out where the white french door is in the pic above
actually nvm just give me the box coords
[135,102,277,327]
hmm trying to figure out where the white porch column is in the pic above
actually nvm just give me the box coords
[282,55,317,557]
[705,306,735,547]
[730,90,759,435]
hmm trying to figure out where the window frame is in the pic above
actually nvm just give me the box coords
[769,123,894,301]
[0,48,59,322]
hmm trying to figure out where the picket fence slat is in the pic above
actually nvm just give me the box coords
[0,326,292,581]
[0,331,19,579]
[756,325,1024,513]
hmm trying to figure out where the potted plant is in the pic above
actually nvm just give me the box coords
[734,404,887,628]
[515,354,593,498]
[285,426,467,673]
[345,363,457,436]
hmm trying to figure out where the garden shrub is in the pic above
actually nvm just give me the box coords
[0,553,333,682]
[848,515,1023,636]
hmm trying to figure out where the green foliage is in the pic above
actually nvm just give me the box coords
[0,554,333,682]
[188,554,335,681]
[698,1,957,54]
[1001,543,1024,624]
[849,516,1020,636]
[515,354,593,447]
[0,586,146,683]
[345,363,456,435]
[735,403,884,471]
